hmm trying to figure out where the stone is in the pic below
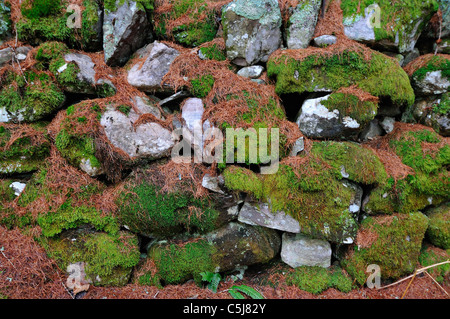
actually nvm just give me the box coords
[237,65,264,78]
[103,0,151,66]
[296,95,362,139]
[413,70,450,96]
[380,117,396,134]
[222,0,282,66]
[402,48,420,67]
[289,137,305,156]
[100,105,175,159]
[206,222,281,272]
[9,182,26,197]
[359,119,383,141]
[0,46,31,67]
[286,0,322,49]
[281,233,332,268]
[238,201,301,233]
[127,41,180,92]
[313,35,337,47]
[80,158,104,177]
[202,174,226,195]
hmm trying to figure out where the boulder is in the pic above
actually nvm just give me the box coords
[238,201,301,233]
[237,65,265,78]
[313,35,337,47]
[286,0,322,49]
[222,0,282,66]
[425,202,450,250]
[103,0,151,66]
[281,233,332,268]
[127,41,180,92]
[341,0,438,53]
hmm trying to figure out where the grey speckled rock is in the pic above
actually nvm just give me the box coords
[237,65,264,78]
[313,35,337,47]
[296,95,362,139]
[222,0,282,66]
[281,233,332,268]
[127,41,180,92]
[286,0,321,49]
[100,104,175,160]
[103,0,151,66]
[238,201,301,233]
[413,70,450,96]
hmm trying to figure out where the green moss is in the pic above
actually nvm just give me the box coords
[426,203,450,249]
[223,161,359,243]
[341,0,438,50]
[104,0,154,13]
[37,200,119,238]
[0,125,50,174]
[286,266,354,294]
[55,129,100,170]
[320,91,378,127]
[434,92,450,115]
[143,239,217,286]
[365,129,449,215]
[311,141,388,185]
[154,0,217,47]
[0,71,65,122]
[0,179,15,203]
[412,55,450,82]
[190,74,215,98]
[42,230,140,287]
[117,182,221,238]
[267,50,415,107]
[17,0,103,50]
[418,245,450,283]
[199,44,227,61]
[342,212,429,285]
[117,105,131,116]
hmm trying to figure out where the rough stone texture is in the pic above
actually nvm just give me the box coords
[286,0,322,49]
[100,105,175,159]
[80,158,104,177]
[413,71,450,96]
[127,41,180,92]
[238,201,301,233]
[9,181,26,197]
[103,0,151,66]
[206,222,281,272]
[380,117,396,134]
[281,233,332,268]
[359,119,383,141]
[313,35,337,47]
[222,0,282,66]
[202,174,226,195]
[343,3,433,53]
[296,95,361,139]
[237,65,264,78]
[289,137,305,156]
[405,95,450,137]
[0,46,31,68]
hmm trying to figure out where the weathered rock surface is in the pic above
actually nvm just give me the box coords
[286,0,322,49]
[103,0,151,66]
[127,41,180,92]
[222,0,282,66]
[281,233,332,268]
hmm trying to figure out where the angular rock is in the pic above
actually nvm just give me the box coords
[237,65,264,78]
[289,137,305,156]
[342,1,437,53]
[205,222,281,272]
[313,35,337,47]
[202,174,226,195]
[286,0,322,49]
[100,105,175,159]
[222,0,282,66]
[103,0,151,66]
[413,70,450,96]
[9,181,26,197]
[238,201,301,233]
[281,233,332,268]
[380,117,395,134]
[0,46,30,67]
[359,119,383,141]
[127,41,180,92]
[296,95,362,139]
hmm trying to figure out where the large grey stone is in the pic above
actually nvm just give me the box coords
[281,233,332,268]
[296,95,362,139]
[238,201,301,233]
[286,0,322,49]
[127,41,180,92]
[100,104,175,160]
[413,70,450,96]
[222,0,282,66]
[103,0,151,66]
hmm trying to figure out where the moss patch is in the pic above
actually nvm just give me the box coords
[286,265,354,294]
[426,202,450,250]
[267,49,415,108]
[342,212,429,285]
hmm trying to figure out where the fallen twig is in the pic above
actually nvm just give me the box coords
[424,270,450,297]
[377,260,450,291]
